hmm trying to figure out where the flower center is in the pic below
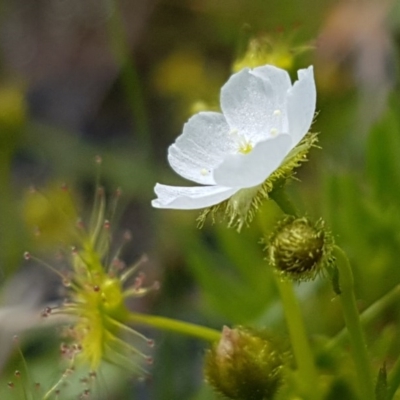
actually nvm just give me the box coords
[238,141,253,154]
[230,129,253,154]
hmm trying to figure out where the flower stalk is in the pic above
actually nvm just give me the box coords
[269,189,321,399]
[327,284,400,351]
[127,312,221,343]
[334,245,375,400]
[269,182,299,217]
[273,276,320,399]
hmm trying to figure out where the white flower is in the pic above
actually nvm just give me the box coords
[152,65,316,224]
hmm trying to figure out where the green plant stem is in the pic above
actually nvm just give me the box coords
[269,183,299,217]
[106,0,151,154]
[127,312,221,342]
[274,276,320,399]
[334,245,375,400]
[269,187,320,399]
[327,284,400,351]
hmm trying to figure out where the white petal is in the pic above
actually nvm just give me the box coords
[287,66,316,146]
[213,134,292,188]
[168,112,235,185]
[251,65,291,132]
[251,65,291,104]
[220,69,277,145]
[151,184,237,210]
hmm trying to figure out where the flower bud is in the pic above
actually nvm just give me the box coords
[204,326,283,400]
[266,216,334,282]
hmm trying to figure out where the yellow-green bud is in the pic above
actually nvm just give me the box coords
[204,326,283,400]
[266,217,334,282]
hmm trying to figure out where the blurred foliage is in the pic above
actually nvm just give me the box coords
[0,0,399,399]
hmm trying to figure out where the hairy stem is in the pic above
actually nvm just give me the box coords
[127,312,221,342]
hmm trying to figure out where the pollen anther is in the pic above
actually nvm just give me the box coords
[270,128,279,136]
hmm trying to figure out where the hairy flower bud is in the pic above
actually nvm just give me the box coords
[266,216,334,281]
[204,326,283,400]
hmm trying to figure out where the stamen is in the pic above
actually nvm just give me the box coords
[229,128,238,136]
[273,109,281,116]
[200,168,209,176]
[270,128,279,136]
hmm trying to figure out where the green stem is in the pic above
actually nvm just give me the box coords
[127,312,221,343]
[274,276,320,399]
[269,182,299,217]
[327,284,400,351]
[269,184,320,399]
[106,0,151,154]
[334,246,375,400]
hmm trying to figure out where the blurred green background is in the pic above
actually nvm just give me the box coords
[0,0,400,398]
